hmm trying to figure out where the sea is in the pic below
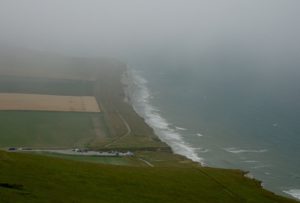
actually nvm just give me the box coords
[123,50,300,200]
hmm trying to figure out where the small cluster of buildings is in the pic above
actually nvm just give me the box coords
[7,147,134,157]
[71,148,134,157]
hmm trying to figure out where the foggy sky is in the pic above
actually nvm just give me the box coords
[0,0,299,58]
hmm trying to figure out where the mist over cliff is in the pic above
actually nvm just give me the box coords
[0,0,299,61]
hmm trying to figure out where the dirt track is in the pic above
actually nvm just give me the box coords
[0,93,100,112]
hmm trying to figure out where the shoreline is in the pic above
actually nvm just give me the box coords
[0,54,298,202]
[121,67,203,163]
[120,64,300,201]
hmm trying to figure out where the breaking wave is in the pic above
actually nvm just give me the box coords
[196,133,204,137]
[124,68,204,164]
[224,147,268,154]
[243,160,260,163]
[175,126,187,131]
[284,189,300,200]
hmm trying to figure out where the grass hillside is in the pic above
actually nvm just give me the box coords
[0,151,297,203]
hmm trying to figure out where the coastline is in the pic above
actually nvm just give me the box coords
[0,54,298,202]
[119,64,300,202]
[121,67,204,163]
[92,60,172,151]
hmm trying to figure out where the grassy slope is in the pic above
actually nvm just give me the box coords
[0,151,297,203]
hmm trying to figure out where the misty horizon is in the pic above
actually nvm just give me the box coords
[0,0,299,60]
[0,0,300,201]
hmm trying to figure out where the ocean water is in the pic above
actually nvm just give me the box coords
[124,53,300,200]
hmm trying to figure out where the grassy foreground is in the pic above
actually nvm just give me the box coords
[0,151,297,203]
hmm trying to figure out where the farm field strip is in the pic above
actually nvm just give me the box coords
[0,93,100,112]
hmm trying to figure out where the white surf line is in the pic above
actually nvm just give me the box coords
[138,158,154,167]
[128,69,204,164]
[284,189,300,200]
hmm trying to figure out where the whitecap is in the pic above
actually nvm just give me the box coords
[196,133,204,137]
[251,165,271,169]
[283,189,300,200]
[224,147,268,154]
[243,160,260,163]
[175,126,187,131]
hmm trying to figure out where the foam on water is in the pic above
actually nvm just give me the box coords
[283,189,300,200]
[194,148,210,153]
[251,165,271,169]
[196,133,204,137]
[243,160,260,163]
[175,126,187,131]
[224,147,268,154]
[125,68,204,164]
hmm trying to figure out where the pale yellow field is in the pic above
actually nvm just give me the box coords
[0,93,100,112]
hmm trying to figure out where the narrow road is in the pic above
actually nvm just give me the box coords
[139,158,154,167]
[104,109,132,147]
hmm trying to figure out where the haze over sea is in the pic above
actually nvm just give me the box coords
[124,46,300,199]
[1,0,299,200]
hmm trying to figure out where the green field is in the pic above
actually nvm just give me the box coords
[0,75,94,96]
[0,150,297,203]
[0,111,109,148]
[0,56,168,150]
[33,152,142,166]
